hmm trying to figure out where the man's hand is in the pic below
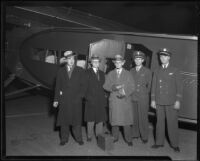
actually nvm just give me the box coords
[151,100,156,109]
[174,101,180,110]
[53,101,59,108]
[111,84,119,91]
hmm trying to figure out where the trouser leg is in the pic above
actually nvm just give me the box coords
[166,106,179,147]
[155,105,165,145]
[87,122,95,139]
[112,126,119,140]
[132,101,140,138]
[72,125,83,142]
[124,125,132,143]
[138,98,149,141]
[60,125,70,142]
[95,122,103,136]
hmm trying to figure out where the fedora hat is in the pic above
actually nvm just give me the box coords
[64,50,77,58]
[90,55,101,61]
[113,54,124,62]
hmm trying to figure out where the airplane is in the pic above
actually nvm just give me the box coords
[4,4,197,126]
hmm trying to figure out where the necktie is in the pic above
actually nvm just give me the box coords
[96,69,99,80]
[68,66,72,78]
[136,67,139,72]
[117,70,120,78]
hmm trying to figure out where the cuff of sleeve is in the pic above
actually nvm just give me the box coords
[151,94,155,100]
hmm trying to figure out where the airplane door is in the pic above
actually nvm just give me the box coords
[124,43,153,70]
[89,39,152,73]
[89,39,125,73]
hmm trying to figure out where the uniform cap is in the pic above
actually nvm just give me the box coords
[158,48,172,56]
[133,51,145,59]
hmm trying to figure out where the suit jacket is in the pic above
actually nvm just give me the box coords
[103,68,135,126]
[151,64,182,105]
[130,66,152,101]
[54,65,87,126]
[84,68,107,122]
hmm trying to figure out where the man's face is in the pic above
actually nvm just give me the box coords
[134,57,144,66]
[160,55,170,64]
[114,60,124,69]
[66,56,75,66]
[91,59,100,68]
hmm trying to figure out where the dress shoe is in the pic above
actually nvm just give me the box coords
[60,140,68,146]
[127,142,133,146]
[113,139,119,143]
[172,146,180,152]
[87,138,92,142]
[142,140,148,144]
[151,144,164,149]
[78,141,84,145]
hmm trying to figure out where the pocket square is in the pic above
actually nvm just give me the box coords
[169,73,174,75]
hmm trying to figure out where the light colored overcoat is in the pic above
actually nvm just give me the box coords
[103,68,135,126]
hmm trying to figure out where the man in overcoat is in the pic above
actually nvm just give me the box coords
[53,50,86,146]
[151,48,182,152]
[84,55,107,142]
[103,54,135,146]
[130,51,152,144]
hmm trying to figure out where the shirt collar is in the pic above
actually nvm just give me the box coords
[67,65,74,71]
[93,67,98,73]
[162,63,169,68]
[136,65,142,71]
[116,68,122,73]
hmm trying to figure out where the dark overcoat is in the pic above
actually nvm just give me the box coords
[54,66,86,126]
[84,68,107,123]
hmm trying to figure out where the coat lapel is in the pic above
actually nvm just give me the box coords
[63,67,70,80]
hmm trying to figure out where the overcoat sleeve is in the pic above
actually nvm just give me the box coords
[123,72,135,96]
[103,72,113,92]
[79,69,88,99]
[147,69,152,93]
[54,69,62,102]
[85,70,91,100]
[175,69,183,101]
[151,70,157,101]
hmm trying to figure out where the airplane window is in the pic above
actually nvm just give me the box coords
[31,48,59,64]
[77,54,87,69]
[31,48,45,61]
[45,50,58,64]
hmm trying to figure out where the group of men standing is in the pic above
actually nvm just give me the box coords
[53,48,182,153]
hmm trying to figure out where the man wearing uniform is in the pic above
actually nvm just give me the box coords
[151,48,182,152]
[130,51,152,144]
[53,51,86,146]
